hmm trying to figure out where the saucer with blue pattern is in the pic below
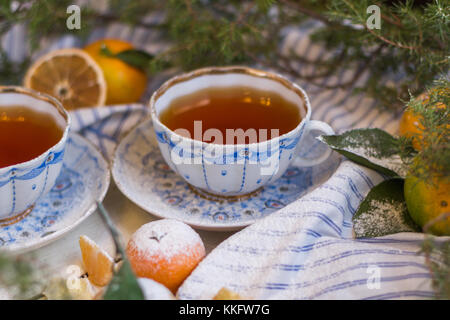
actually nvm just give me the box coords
[112,119,340,231]
[0,133,110,252]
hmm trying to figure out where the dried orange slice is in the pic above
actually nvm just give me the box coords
[24,48,106,110]
[79,235,114,287]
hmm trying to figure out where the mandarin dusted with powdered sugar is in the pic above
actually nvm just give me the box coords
[126,219,205,293]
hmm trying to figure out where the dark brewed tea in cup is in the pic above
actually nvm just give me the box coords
[0,105,63,168]
[159,86,301,144]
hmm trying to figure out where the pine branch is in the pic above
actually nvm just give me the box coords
[0,0,448,110]
[280,0,336,25]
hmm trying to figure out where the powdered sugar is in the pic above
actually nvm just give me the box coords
[319,130,409,178]
[346,146,407,177]
[353,199,417,238]
[129,219,204,261]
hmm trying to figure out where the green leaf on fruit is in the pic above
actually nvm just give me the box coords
[319,128,411,178]
[353,179,420,238]
[97,202,144,300]
[103,259,144,300]
[100,45,153,72]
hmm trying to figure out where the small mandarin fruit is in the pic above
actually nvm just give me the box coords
[404,175,450,236]
[399,108,424,150]
[213,287,246,300]
[79,235,114,287]
[84,39,147,105]
[399,89,448,150]
[126,219,205,294]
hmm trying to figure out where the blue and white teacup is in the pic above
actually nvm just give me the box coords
[150,66,334,197]
[0,87,70,225]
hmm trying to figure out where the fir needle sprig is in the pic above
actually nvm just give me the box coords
[0,0,448,110]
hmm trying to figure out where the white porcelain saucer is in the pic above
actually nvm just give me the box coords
[112,119,340,231]
[0,133,110,252]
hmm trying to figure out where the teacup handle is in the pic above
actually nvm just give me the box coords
[293,120,335,167]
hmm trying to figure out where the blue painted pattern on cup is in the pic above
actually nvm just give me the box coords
[0,87,71,222]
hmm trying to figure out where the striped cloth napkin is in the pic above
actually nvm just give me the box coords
[3,21,445,300]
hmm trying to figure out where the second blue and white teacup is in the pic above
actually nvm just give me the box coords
[150,66,334,197]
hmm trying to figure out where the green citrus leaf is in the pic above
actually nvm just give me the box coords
[100,45,153,72]
[115,49,153,71]
[353,178,420,238]
[319,128,410,177]
[103,259,144,300]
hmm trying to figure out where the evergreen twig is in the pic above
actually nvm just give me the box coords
[0,0,447,110]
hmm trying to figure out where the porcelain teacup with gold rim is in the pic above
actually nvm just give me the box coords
[149,66,334,197]
[0,86,71,225]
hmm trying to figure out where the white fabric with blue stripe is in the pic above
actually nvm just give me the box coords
[2,21,445,300]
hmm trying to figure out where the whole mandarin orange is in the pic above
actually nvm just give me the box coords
[404,174,450,236]
[126,219,205,294]
[84,39,147,105]
[399,89,448,150]
[399,108,424,150]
